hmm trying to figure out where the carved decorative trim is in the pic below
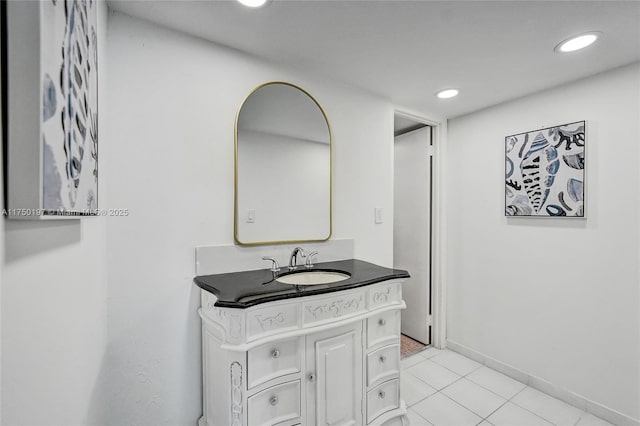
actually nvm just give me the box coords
[203,294,218,312]
[213,308,227,322]
[230,362,243,426]
[229,314,242,339]
[254,312,285,330]
[306,296,363,319]
[373,287,392,303]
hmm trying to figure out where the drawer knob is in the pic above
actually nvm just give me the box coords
[379,318,386,326]
[269,396,278,406]
[379,355,387,363]
[378,390,386,399]
[271,349,280,359]
[308,373,315,382]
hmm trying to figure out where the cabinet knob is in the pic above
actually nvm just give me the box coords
[308,373,315,382]
[271,349,280,359]
[378,390,386,399]
[379,355,387,363]
[269,396,278,406]
[378,318,386,326]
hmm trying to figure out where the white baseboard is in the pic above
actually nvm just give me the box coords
[446,340,639,426]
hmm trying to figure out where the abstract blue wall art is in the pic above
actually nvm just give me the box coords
[41,0,99,213]
[5,1,98,218]
[505,121,585,217]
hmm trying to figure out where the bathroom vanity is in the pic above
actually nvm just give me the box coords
[194,259,410,426]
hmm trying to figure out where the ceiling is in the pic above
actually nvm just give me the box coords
[108,0,640,119]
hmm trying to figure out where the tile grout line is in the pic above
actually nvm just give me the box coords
[406,405,435,426]
[404,356,478,424]
[507,398,561,426]
[475,385,530,425]
[446,347,611,426]
[479,386,526,422]
[480,398,509,424]
[404,354,534,424]
[465,376,525,402]
[417,360,495,423]
[445,362,510,423]
[459,364,506,424]
[402,354,447,412]
[504,385,559,426]
[406,350,563,425]
[437,387,489,423]
[428,352,485,378]
[443,355,533,408]
[402,350,604,426]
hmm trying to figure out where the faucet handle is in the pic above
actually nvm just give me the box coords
[305,251,319,268]
[262,257,280,272]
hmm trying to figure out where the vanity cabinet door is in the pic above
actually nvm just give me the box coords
[306,323,363,426]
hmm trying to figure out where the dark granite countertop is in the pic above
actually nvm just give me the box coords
[194,259,410,308]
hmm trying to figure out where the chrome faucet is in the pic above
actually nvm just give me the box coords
[288,247,306,270]
[305,251,318,268]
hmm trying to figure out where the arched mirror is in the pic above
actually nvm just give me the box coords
[235,82,332,245]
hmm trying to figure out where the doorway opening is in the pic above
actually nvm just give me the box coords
[394,113,434,357]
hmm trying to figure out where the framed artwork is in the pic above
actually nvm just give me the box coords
[505,121,585,217]
[4,0,98,218]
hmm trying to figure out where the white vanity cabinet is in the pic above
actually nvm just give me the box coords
[305,323,363,425]
[198,278,408,426]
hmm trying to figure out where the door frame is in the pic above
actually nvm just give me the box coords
[394,108,447,350]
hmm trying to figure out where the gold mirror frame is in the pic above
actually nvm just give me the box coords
[234,81,333,246]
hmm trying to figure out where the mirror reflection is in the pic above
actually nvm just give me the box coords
[235,82,332,245]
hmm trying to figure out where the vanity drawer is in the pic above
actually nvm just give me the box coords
[367,344,400,388]
[366,379,400,423]
[247,303,299,341]
[303,290,366,326]
[367,310,400,349]
[248,380,301,426]
[368,281,402,309]
[247,337,302,389]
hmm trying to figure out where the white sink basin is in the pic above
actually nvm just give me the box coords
[276,271,350,286]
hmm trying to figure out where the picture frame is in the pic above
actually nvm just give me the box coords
[505,121,585,217]
[3,0,99,219]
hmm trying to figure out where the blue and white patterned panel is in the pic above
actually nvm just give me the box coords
[505,121,585,217]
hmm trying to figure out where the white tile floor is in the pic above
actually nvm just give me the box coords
[401,348,614,426]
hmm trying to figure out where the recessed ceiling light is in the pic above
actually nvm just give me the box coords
[555,32,601,53]
[237,0,268,7]
[436,89,459,99]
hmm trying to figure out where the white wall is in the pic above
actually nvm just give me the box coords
[1,2,109,425]
[446,63,640,422]
[104,11,394,425]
